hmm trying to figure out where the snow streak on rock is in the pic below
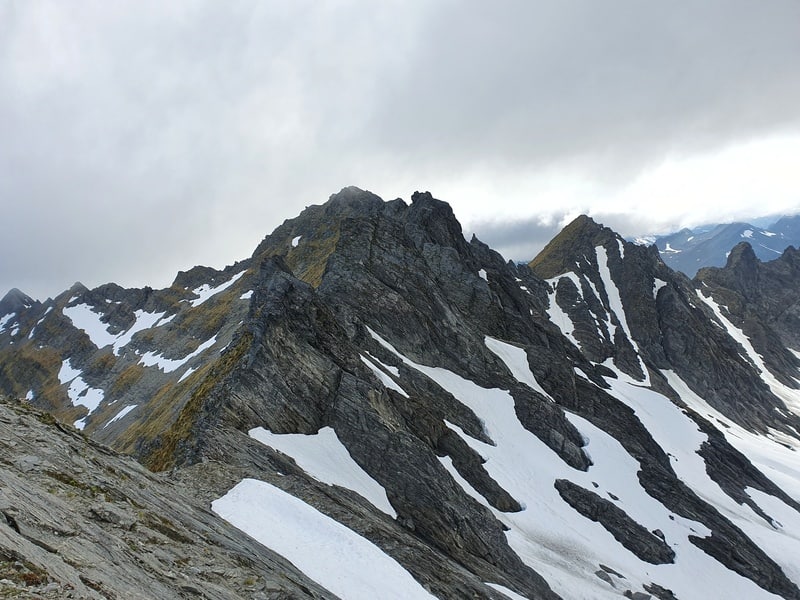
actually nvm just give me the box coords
[484,336,553,401]
[361,354,409,398]
[595,245,649,383]
[104,405,137,428]
[189,270,246,307]
[139,336,217,373]
[58,359,104,429]
[697,289,800,416]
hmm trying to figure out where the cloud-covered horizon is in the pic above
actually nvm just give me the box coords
[2,1,799,299]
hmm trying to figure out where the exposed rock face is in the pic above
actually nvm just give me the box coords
[553,479,675,565]
[696,243,800,385]
[0,397,334,599]
[1,188,800,599]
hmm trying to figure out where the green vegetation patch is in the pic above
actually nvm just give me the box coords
[144,331,252,472]
[0,345,64,410]
[529,214,597,279]
[0,554,50,589]
[284,223,341,288]
[109,363,146,397]
[43,470,107,498]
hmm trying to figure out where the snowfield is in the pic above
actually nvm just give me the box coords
[212,479,434,600]
[249,425,397,518]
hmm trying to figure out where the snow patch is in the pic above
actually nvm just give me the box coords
[250,426,396,518]
[104,405,137,428]
[212,479,433,600]
[239,290,253,300]
[361,354,409,398]
[63,303,118,349]
[139,336,217,373]
[291,235,302,247]
[0,313,14,331]
[63,304,172,355]
[58,360,81,384]
[742,229,754,238]
[111,309,172,355]
[653,278,668,299]
[478,268,488,281]
[189,270,246,307]
[484,336,552,400]
[29,311,46,338]
[762,230,777,237]
[58,359,104,417]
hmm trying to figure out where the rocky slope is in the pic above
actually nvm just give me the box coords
[1,187,800,599]
[0,396,334,599]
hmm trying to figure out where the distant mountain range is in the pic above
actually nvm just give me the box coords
[639,214,800,277]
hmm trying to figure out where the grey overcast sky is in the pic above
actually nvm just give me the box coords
[2,1,800,300]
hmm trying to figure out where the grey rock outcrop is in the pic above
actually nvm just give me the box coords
[0,397,335,599]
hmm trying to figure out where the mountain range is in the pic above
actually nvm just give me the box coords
[645,214,800,277]
[1,187,799,599]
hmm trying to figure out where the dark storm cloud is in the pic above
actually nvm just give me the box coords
[0,1,425,299]
[368,0,800,177]
[1,1,799,299]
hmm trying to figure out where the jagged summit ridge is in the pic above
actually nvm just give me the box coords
[1,189,800,599]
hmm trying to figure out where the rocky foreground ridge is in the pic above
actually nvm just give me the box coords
[1,187,800,599]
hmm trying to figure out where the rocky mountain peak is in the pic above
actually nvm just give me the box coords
[720,241,760,297]
[323,186,385,216]
[528,214,619,279]
[725,240,758,269]
[0,288,36,315]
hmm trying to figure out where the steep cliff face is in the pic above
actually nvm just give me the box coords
[1,188,800,600]
[695,243,800,389]
[531,217,800,436]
